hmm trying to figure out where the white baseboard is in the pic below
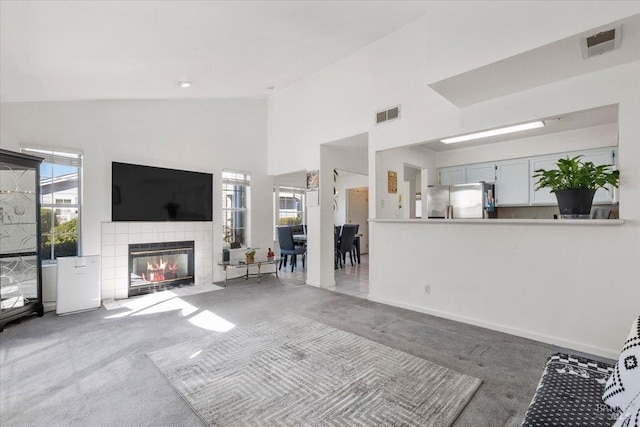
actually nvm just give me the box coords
[43,301,56,313]
[367,294,619,360]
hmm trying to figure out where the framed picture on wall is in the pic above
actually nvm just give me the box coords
[388,170,397,193]
[306,170,319,191]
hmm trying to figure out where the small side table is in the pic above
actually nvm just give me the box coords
[218,257,282,284]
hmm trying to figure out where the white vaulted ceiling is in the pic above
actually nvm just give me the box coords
[0,1,428,102]
[428,13,640,108]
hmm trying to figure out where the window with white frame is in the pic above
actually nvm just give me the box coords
[222,170,250,247]
[21,147,82,261]
[275,186,304,226]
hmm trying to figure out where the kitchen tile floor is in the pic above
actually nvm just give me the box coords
[277,253,369,299]
[334,254,369,299]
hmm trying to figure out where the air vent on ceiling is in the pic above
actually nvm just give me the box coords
[375,105,401,124]
[581,25,622,58]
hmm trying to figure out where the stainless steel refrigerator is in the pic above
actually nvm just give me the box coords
[427,183,496,219]
[426,185,450,218]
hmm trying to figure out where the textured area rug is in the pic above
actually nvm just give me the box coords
[147,313,481,426]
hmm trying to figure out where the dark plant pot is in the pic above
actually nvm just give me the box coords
[555,189,596,217]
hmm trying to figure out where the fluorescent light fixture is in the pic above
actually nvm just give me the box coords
[440,121,545,144]
[178,81,191,88]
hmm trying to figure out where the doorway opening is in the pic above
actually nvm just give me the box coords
[273,170,307,285]
[334,170,369,299]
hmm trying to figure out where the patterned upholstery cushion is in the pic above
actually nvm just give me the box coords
[522,353,616,426]
[603,316,640,427]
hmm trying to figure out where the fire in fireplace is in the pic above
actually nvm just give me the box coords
[128,241,194,296]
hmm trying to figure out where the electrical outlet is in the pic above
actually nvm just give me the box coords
[424,284,431,294]
[381,199,385,208]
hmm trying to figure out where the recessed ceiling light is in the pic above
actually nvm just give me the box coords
[440,121,545,144]
[178,81,191,88]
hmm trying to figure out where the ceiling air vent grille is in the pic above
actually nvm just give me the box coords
[581,25,622,58]
[375,105,401,124]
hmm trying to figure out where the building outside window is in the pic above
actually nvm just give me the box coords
[21,147,82,261]
[222,170,250,247]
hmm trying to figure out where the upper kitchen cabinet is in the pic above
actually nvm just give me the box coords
[465,162,496,183]
[530,154,563,205]
[438,166,465,185]
[495,159,530,206]
[438,162,495,185]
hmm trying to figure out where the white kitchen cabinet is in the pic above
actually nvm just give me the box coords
[439,166,465,185]
[438,146,617,207]
[530,154,563,205]
[495,159,530,206]
[465,162,496,183]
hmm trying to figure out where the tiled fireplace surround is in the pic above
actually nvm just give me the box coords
[101,222,213,300]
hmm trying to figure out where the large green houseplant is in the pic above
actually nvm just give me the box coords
[533,155,619,217]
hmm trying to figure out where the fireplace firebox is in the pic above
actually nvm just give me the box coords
[128,241,194,296]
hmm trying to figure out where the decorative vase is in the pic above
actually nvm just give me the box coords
[555,189,596,218]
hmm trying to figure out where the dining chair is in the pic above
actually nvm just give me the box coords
[336,224,358,268]
[276,226,306,272]
[350,224,360,263]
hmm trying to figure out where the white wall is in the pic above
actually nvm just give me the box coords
[273,170,306,188]
[267,3,640,357]
[0,99,270,285]
[369,219,634,359]
[268,2,640,166]
[375,146,436,219]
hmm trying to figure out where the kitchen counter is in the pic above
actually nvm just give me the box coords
[369,218,624,225]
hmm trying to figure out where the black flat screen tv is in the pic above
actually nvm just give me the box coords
[112,162,213,222]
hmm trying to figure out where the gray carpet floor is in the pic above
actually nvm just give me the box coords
[0,276,579,426]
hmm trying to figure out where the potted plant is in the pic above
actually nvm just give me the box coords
[245,249,256,264]
[533,155,619,218]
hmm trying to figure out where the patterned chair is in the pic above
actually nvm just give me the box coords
[521,353,616,426]
[522,316,640,427]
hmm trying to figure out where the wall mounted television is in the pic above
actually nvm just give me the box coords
[112,162,213,222]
